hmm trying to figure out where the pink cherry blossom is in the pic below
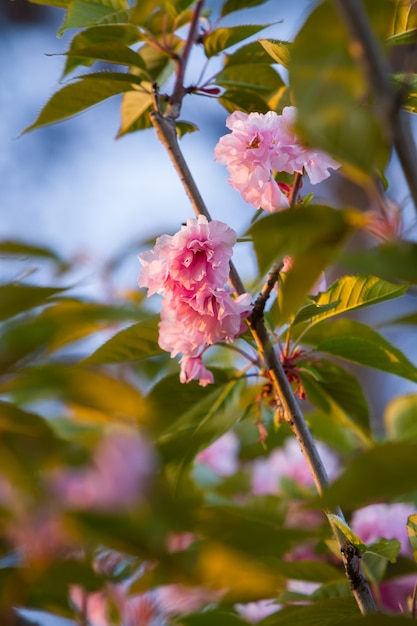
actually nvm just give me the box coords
[195,431,240,476]
[51,427,155,511]
[251,437,340,495]
[179,355,214,387]
[138,215,236,297]
[235,599,281,623]
[214,108,340,213]
[350,503,415,557]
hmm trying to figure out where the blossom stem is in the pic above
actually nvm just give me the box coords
[334,0,417,215]
[288,171,303,206]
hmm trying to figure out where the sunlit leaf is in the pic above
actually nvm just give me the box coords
[302,319,417,384]
[366,538,401,563]
[64,42,146,71]
[58,0,130,37]
[118,86,153,135]
[82,317,161,365]
[293,275,407,335]
[258,39,291,68]
[223,40,276,67]
[2,365,148,423]
[407,513,417,564]
[385,394,417,440]
[24,74,144,133]
[204,25,270,57]
[0,283,67,321]
[327,514,367,553]
[62,23,142,76]
[289,0,390,179]
[215,63,284,95]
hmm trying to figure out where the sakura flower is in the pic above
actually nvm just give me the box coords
[195,431,240,476]
[214,108,340,213]
[179,355,214,387]
[251,437,340,496]
[351,503,415,557]
[275,106,341,183]
[51,427,155,511]
[351,502,417,612]
[138,215,236,298]
[235,599,281,623]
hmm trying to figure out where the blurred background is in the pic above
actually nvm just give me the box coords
[1,1,417,622]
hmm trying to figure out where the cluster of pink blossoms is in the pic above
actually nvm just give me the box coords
[138,215,252,386]
[214,107,341,213]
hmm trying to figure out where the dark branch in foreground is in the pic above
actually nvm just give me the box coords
[334,0,417,215]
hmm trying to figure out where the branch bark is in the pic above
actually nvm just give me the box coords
[334,0,417,214]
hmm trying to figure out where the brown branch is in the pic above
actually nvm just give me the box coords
[168,0,205,119]
[334,0,417,215]
[149,3,376,611]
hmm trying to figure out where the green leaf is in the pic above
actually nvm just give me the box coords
[62,24,142,76]
[389,0,417,43]
[300,359,371,442]
[2,364,148,423]
[0,283,66,321]
[248,206,362,321]
[215,63,284,96]
[248,206,362,277]
[302,319,417,384]
[219,88,271,115]
[118,87,153,136]
[28,0,70,7]
[0,299,144,369]
[24,74,144,133]
[366,538,401,563]
[293,275,407,334]
[58,0,130,37]
[255,597,361,625]
[82,317,162,365]
[407,513,417,564]
[288,0,390,179]
[64,42,146,71]
[258,38,291,68]
[319,440,417,510]
[223,41,277,68]
[181,610,248,626]
[221,0,270,18]
[0,240,70,273]
[204,24,269,57]
[327,514,367,553]
[342,240,417,284]
[385,394,417,440]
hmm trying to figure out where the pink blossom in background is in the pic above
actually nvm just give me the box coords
[351,503,415,557]
[351,503,417,613]
[51,427,155,511]
[195,431,240,476]
[251,437,340,496]
[214,108,340,213]
[235,598,281,623]
[156,584,223,616]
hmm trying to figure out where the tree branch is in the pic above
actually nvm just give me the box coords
[149,2,376,610]
[334,0,417,214]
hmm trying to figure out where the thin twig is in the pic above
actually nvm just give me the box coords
[334,0,417,215]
